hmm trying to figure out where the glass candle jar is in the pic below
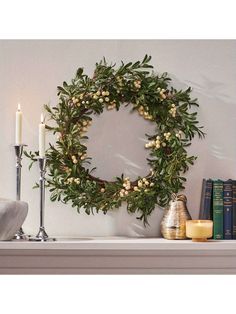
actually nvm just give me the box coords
[186,220,213,242]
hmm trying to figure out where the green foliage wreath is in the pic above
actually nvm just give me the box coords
[26,55,204,224]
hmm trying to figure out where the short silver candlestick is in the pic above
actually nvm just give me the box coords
[13,144,28,240]
[30,157,55,242]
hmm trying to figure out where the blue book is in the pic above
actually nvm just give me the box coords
[199,179,213,220]
[232,181,236,239]
[223,180,233,239]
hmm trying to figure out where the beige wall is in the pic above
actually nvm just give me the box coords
[0,40,235,237]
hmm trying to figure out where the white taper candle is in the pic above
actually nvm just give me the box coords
[15,103,22,145]
[39,114,46,157]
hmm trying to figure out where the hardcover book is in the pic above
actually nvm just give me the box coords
[213,180,224,239]
[199,179,213,220]
[232,181,236,239]
[223,180,233,239]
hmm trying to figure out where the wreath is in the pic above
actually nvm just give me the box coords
[26,55,204,224]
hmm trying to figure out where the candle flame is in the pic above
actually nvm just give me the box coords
[17,103,21,111]
[41,113,44,123]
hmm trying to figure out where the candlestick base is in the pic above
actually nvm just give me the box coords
[13,227,29,240]
[29,227,56,242]
[192,238,207,242]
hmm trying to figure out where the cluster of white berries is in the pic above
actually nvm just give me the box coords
[93,90,110,104]
[81,100,90,106]
[119,189,129,197]
[149,168,155,176]
[71,155,78,164]
[71,96,80,106]
[123,177,131,190]
[71,152,87,163]
[145,133,173,150]
[71,93,88,107]
[72,91,112,108]
[116,76,123,87]
[66,177,80,185]
[107,100,116,110]
[169,104,177,117]
[79,119,92,135]
[119,177,131,197]
[118,176,156,197]
[138,178,148,188]
[175,130,183,139]
[80,152,87,160]
[92,90,117,111]
[158,87,167,100]
[138,106,153,120]
[137,178,154,192]
[164,132,171,141]
[145,135,163,149]
[134,80,141,89]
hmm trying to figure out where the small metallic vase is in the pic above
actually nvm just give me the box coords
[161,194,192,240]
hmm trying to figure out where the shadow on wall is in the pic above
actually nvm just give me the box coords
[171,73,236,166]
[114,153,143,177]
[167,73,236,218]
[186,75,236,165]
[108,203,164,237]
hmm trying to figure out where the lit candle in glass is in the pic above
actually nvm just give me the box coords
[39,114,45,157]
[15,103,22,145]
[186,220,213,242]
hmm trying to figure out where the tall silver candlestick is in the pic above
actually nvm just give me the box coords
[30,157,55,241]
[13,144,28,240]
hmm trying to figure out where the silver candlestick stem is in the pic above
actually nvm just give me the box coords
[13,144,28,240]
[30,157,55,241]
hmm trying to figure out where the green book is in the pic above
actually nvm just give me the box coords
[213,180,224,239]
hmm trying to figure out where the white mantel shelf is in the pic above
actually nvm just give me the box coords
[1,237,236,274]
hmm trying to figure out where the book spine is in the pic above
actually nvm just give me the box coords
[205,179,213,220]
[223,180,233,239]
[199,179,206,219]
[199,179,213,220]
[213,180,224,239]
[232,181,236,239]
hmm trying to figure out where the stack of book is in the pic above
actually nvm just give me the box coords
[199,179,236,240]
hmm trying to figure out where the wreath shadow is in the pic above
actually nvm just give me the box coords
[169,72,236,218]
[108,203,164,237]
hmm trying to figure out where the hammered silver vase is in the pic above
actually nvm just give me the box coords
[161,194,192,240]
